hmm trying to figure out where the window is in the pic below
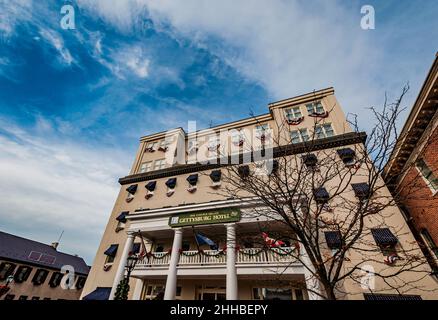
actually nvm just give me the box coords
[139,161,152,173]
[255,124,270,139]
[416,159,438,193]
[154,159,166,171]
[158,139,169,150]
[285,106,302,121]
[290,128,309,144]
[295,289,304,300]
[104,244,119,263]
[143,285,165,300]
[4,294,15,300]
[146,141,158,151]
[420,229,438,258]
[32,269,49,285]
[306,102,325,115]
[0,262,16,280]
[14,266,32,283]
[371,228,398,256]
[49,272,63,288]
[315,123,334,139]
[76,277,87,290]
[19,296,28,300]
[207,136,221,154]
[231,130,245,146]
[32,297,40,300]
[176,286,182,297]
[43,298,51,300]
[155,244,164,253]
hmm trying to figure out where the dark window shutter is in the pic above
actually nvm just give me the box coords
[314,187,330,203]
[126,184,138,195]
[145,181,157,191]
[371,228,398,246]
[186,174,199,186]
[238,165,250,179]
[209,170,222,182]
[303,154,318,167]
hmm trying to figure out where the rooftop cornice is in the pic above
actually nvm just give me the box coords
[119,131,367,185]
[268,87,335,110]
[384,53,438,181]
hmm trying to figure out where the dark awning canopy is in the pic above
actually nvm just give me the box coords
[186,174,199,186]
[116,211,129,223]
[324,231,342,249]
[371,228,398,246]
[145,181,157,192]
[104,244,118,257]
[314,187,330,203]
[210,170,222,182]
[131,243,141,255]
[82,287,112,300]
[337,148,355,161]
[238,165,250,178]
[166,178,177,189]
[352,183,370,199]
[363,293,422,301]
[303,153,318,167]
[126,184,138,195]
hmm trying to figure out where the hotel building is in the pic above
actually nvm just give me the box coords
[81,88,438,300]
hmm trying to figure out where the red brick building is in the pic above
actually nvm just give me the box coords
[384,53,438,273]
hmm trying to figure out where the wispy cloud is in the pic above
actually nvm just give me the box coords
[39,28,75,65]
[0,117,129,262]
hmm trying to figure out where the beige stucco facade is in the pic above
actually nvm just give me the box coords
[81,88,438,300]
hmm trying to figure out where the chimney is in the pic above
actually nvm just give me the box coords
[51,242,59,250]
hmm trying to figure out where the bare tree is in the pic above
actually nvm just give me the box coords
[206,86,436,300]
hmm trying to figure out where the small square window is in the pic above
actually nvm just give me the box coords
[154,159,166,171]
[19,296,28,300]
[306,102,325,115]
[285,107,302,120]
[139,161,152,173]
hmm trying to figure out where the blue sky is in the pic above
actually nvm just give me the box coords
[0,0,437,264]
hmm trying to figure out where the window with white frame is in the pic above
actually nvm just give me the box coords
[416,159,438,193]
[315,123,334,139]
[208,136,220,149]
[154,159,166,171]
[139,161,152,173]
[146,141,159,151]
[255,124,269,136]
[290,128,309,144]
[306,102,325,115]
[285,106,302,121]
[231,130,245,146]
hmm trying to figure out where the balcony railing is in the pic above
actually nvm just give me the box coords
[135,247,298,269]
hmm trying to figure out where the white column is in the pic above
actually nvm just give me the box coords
[226,223,238,300]
[109,232,135,300]
[132,279,144,300]
[164,228,183,300]
[300,242,324,300]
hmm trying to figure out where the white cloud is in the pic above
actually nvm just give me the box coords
[0,117,130,262]
[39,28,74,65]
[76,0,436,131]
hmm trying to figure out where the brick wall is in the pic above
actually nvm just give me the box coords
[398,126,438,245]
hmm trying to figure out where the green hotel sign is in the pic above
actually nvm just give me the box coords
[168,209,241,227]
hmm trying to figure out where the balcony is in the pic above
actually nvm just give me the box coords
[135,247,298,269]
